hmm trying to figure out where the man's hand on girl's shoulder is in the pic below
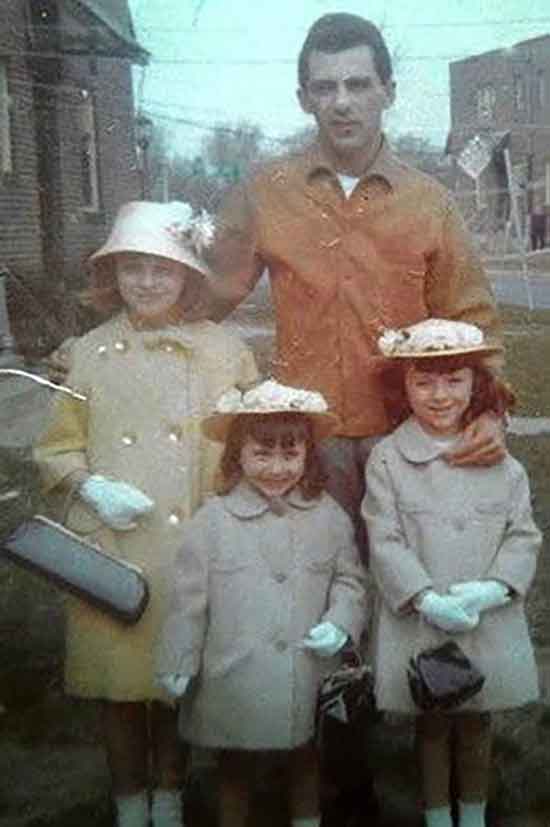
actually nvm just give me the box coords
[444,411,506,467]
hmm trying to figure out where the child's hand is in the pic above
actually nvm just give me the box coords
[302,621,348,657]
[415,590,479,633]
[156,673,191,699]
[80,474,155,531]
[449,580,510,614]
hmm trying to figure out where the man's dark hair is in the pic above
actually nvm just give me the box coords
[298,13,393,89]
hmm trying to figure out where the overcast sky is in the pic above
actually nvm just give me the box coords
[128,0,550,159]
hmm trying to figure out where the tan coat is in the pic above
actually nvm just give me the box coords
[156,482,367,749]
[362,417,541,714]
[34,312,257,701]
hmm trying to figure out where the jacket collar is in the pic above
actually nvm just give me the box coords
[115,312,213,352]
[303,134,402,193]
[223,481,319,519]
[394,417,460,464]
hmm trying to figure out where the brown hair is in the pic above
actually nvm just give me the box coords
[298,13,393,89]
[216,412,328,499]
[379,354,516,430]
[80,254,203,316]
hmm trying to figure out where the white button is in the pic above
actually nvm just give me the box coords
[114,340,128,352]
[121,433,137,446]
[97,345,107,356]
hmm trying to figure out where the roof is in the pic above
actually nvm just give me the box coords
[77,0,148,62]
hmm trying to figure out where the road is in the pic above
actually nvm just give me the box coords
[488,269,550,309]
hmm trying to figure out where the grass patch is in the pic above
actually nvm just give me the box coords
[501,304,550,416]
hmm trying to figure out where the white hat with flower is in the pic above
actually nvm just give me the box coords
[89,200,216,277]
[202,378,340,442]
[377,319,502,359]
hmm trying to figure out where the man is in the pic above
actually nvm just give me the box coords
[198,13,504,552]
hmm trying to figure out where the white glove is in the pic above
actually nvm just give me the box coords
[415,590,479,633]
[449,580,510,615]
[302,621,348,657]
[156,674,191,699]
[80,474,154,531]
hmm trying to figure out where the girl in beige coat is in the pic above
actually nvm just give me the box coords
[362,320,541,827]
[34,201,258,827]
[156,379,367,827]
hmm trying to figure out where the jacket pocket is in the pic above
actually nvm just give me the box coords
[203,645,254,678]
[305,551,336,574]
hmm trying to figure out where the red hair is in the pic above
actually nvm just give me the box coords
[379,355,516,430]
[216,412,328,499]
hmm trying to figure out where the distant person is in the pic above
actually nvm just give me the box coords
[34,201,257,827]
[363,319,541,827]
[530,205,547,250]
[191,12,505,562]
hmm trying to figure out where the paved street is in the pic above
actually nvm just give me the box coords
[488,269,550,309]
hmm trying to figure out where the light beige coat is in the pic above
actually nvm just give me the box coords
[34,312,257,701]
[156,482,367,749]
[362,417,541,714]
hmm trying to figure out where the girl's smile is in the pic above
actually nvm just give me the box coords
[405,365,474,437]
[240,436,307,499]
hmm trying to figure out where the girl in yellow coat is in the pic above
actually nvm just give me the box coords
[34,201,257,827]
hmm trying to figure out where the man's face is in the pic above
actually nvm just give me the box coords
[298,45,394,165]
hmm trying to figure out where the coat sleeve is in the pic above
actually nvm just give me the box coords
[425,192,504,372]
[486,462,542,596]
[361,446,433,614]
[155,508,210,677]
[203,182,265,319]
[33,345,90,494]
[322,505,368,644]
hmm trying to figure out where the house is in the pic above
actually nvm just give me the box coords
[0,0,147,353]
[446,35,550,251]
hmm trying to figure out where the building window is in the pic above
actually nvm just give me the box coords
[537,70,546,109]
[476,85,496,123]
[79,90,100,211]
[0,62,13,175]
[513,74,525,110]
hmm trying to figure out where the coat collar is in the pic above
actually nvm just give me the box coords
[303,134,402,193]
[394,417,460,464]
[115,312,214,353]
[223,481,319,519]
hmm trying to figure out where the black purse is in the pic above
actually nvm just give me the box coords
[407,640,485,712]
[316,649,377,748]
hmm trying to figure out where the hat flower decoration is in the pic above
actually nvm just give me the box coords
[164,202,216,257]
[378,319,501,358]
[203,378,338,441]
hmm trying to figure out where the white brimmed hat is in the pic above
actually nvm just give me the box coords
[89,201,215,277]
[202,379,339,442]
[378,319,503,359]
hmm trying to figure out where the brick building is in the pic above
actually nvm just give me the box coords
[0,0,147,351]
[446,35,550,251]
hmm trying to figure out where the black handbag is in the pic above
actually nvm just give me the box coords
[2,515,149,624]
[316,650,377,747]
[407,640,485,712]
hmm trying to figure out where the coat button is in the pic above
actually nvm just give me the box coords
[274,572,287,583]
[275,641,288,652]
[168,426,183,443]
[121,432,137,446]
[114,340,128,353]
[96,345,108,357]
[168,507,186,526]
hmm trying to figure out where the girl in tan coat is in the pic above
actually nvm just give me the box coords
[156,379,367,827]
[34,201,258,827]
[362,319,541,827]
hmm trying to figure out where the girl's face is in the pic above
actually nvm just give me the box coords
[240,435,307,499]
[405,364,474,437]
[116,253,188,321]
